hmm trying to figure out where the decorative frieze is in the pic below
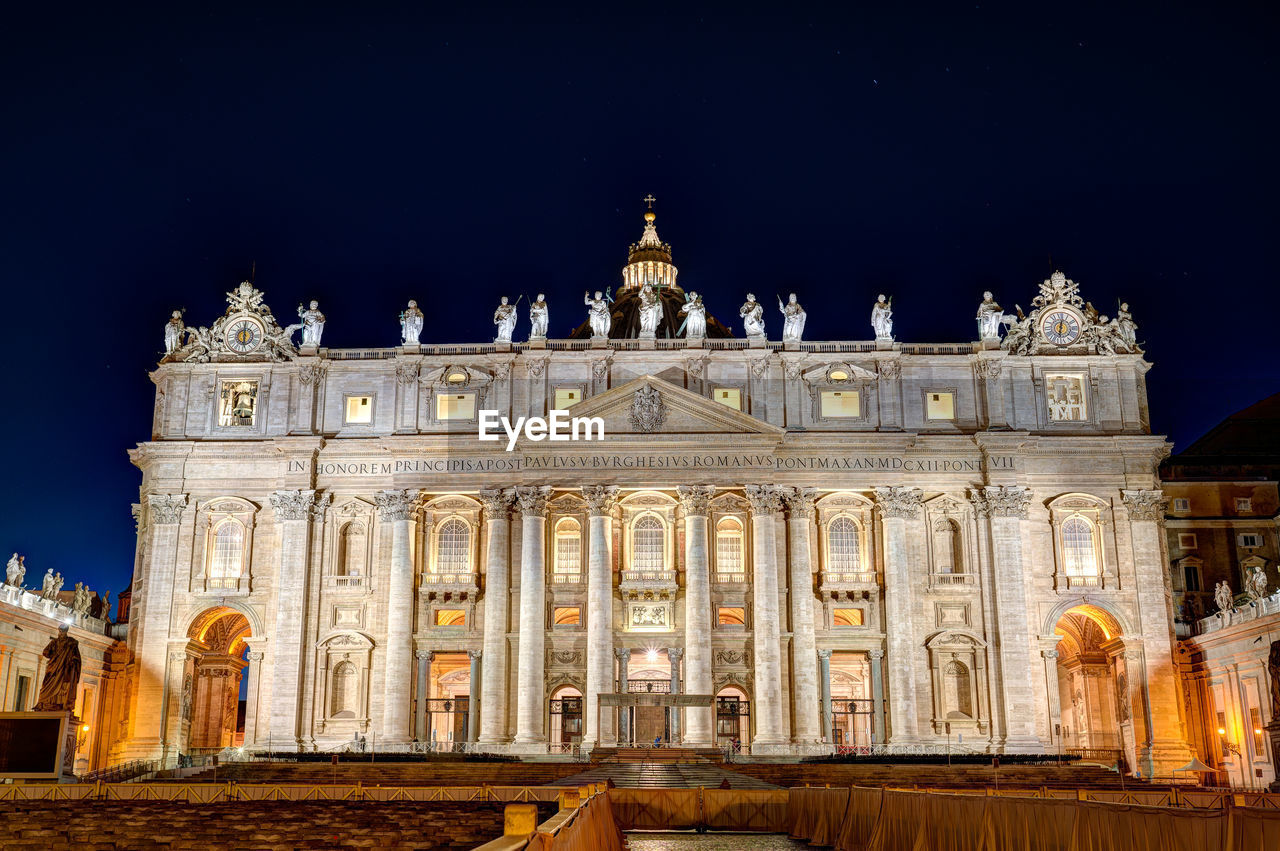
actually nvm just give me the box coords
[1122,489,1167,522]
[874,486,922,519]
[375,489,418,522]
[149,494,188,526]
[676,485,715,517]
[515,485,551,517]
[582,485,619,517]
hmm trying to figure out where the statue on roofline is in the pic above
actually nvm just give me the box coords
[871,294,893,340]
[297,300,325,347]
[400,300,424,345]
[529,294,549,339]
[585,290,613,338]
[739,293,765,338]
[779,293,806,343]
[493,296,519,344]
[678,291,706,339]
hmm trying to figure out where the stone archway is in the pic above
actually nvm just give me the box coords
[186,606,251,751]
[1052,605,1125,759]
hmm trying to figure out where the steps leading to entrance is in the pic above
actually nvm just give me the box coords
[604,747,707,764]
[553,762,779,789]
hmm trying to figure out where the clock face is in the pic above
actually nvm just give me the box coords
[1040,309,1082,346]
[226,318,264,354]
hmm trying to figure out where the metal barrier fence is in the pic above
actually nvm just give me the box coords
[0,783,576,804]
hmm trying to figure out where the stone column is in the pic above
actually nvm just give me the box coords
[818,649,833,743]
[875,486,923,745]
[677,485,716,747]
[616,648,631,745]
[267,489,317,750]
[972,486,1040,749]
[467,650,481,743]
[1042,647,1062,750]
[125,494,187,762]
[414,651,429,741]
[421,652,434,742]
[869,648,886,745]
[1122,489,1193,775]
[514,486,551,746]
[478,488,514,744]
[668,647,683,744]
[376,489,417,743]
[582,486,619,747]
[746,485,786,750]
[783,487,822,746]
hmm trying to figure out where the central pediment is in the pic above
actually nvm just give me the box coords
[564,375,784,437]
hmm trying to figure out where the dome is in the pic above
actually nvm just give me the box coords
[621,205,679,292]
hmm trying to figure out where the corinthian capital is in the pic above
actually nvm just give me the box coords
[515,485,552,517]
[676,485,715,517]
[583,485,620,517]
[271,489,317,522]
[782,487,817,519]
[1122,489,1168,523]
[375,489,418,522]
[148,494,188,525]
[874,486,922,519]
[977,485,1033,519]
[478,488,514,520]
[745,484,782,515]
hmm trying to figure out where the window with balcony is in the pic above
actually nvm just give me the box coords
[715,517,745,581]
[333,521,367,587]
[553,517,582,582]
[432,517,471,581]
[209,520,244,590]
[632,515,665,575]
[1061,515,1101,585]
[825,515,865,582]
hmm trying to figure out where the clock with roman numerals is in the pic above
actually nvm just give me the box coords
[1040,308,1083,346]
[226,318,264,354]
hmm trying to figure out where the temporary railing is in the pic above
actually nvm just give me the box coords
[78,759,157,784]
[0,783,578,804]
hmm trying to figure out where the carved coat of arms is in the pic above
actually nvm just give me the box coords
[629,385,667,433]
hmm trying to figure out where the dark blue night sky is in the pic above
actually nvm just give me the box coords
[1,2,1276,597]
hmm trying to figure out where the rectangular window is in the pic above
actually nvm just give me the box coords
[717,607,745,627]
[1045,374,1088,422]
[1178,533,1198,550]
[1250,707,1265,755]
[434,609,466,626]
[925,392,956,420]
[436,392,476,421]
[713,388,742,410]
[833,608,864,627]
[1235,497,1253,513]
[218,380,260,427]
[1172,498,1191,512]
[344,395,373,424]
[1239,534,1262,548]
[554,606,581,626]
[820,390,860,419]
[553,388,582,409]
[1183,562,1202,592]
[13,675,30,711]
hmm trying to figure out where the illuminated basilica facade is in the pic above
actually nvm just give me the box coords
[114,212,1195,775]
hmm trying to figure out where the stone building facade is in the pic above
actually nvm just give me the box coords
[114,214,1193,775]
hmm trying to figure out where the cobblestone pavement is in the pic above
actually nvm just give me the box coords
[627,832,808,850]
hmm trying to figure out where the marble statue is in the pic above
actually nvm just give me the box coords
[40,568,56,599]
[164,311,185,355]
[739,294,765,338]
[778,293,807,343]
[72,583,91,616]
[678,291,706,338]
[5,553,24,587]
[976,292,1004,340]
[96,590,111,622]
[585,290,612,338]
[1268,639,1280,718]
[529,294,549,339]
[297,300,325,347]
[1214,580,1234,614]
[1112,303,1139,352]
[493,296,518,343]
[871,294,894,340]
[33,623,81,712]
[638,284,662,338]
[1246,564,1269,602]
[400,300,424,345]
[52,572,64,597]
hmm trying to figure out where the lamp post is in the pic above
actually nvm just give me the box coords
[1218,727,1242,789]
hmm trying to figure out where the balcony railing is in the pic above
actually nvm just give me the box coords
[421,572,478,586]
[1064,574,1102,589]
[551,572,583,584]
[327,575,366,589]
[620,570,677,586]
[627,679,672,694]
[930,573,974,586]
[715,571,747,584]
[205,576,245,592]
[821,571,877,586]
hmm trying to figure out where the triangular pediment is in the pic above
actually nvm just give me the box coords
[565,375,784,437]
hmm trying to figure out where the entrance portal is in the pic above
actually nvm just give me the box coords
[427,653,471,746]
[829,651,873,750]
[1053,605,1124,759]
[186,607,251,752]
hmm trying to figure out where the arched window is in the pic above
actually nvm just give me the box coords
[210,520,245,584]
[827,516,861,576]
[933,519,961,574]
[554,518,581,579]
[435,518,471,577]
[632,515,665,574]
[715,517,744,580]
[337,522,366,577]
[1061,516,1099,576]
[330,661,357,718]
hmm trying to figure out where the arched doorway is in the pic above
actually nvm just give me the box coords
[624,648,673,745]
[186,607,252,752]
[715,686,749,750]
[549,685,583,746]
[829,652,874,751]
[426,653,471,747]
[1053,605,1124,759]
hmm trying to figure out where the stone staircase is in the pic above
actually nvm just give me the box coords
[554,750,778,789]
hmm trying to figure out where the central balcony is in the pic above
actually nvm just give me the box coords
[420,570,479,601]
[621,570,677,586]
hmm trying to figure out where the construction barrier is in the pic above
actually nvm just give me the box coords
[0,782,571,804]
